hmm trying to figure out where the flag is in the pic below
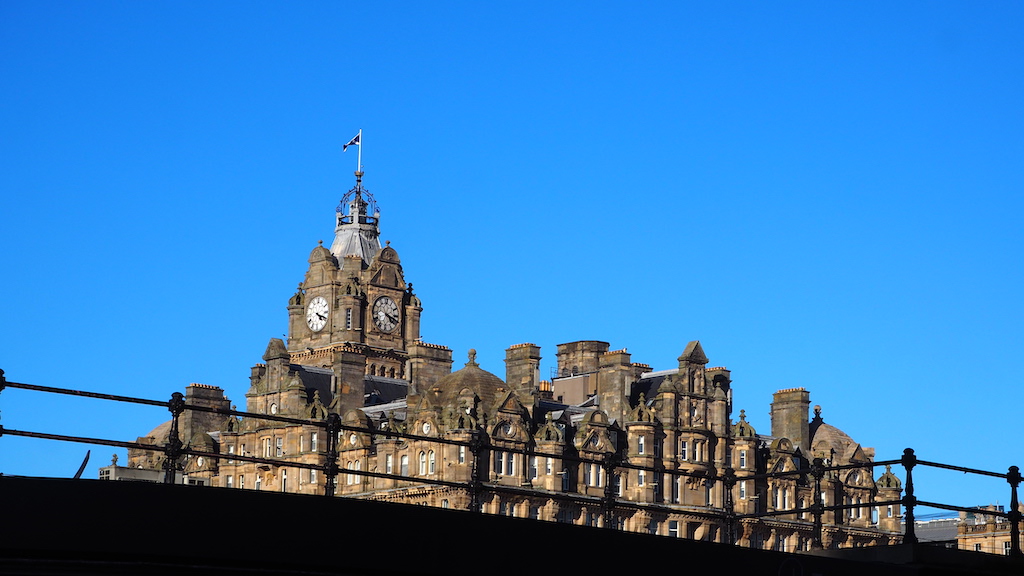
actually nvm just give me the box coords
[343,133,361,152]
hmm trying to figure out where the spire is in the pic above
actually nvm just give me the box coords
[330,169,382,267]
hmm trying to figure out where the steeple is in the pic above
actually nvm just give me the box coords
[330,171,382,268]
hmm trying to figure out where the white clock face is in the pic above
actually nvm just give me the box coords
[306,296,329,332]
[372,296,399,332]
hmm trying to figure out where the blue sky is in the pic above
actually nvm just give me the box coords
[1,2,1021,511]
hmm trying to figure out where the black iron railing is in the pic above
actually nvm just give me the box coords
[0,370,1019,557]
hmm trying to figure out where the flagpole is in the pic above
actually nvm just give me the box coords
[356,128,363,174]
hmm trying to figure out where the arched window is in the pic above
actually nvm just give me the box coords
[418,451,427,475]
[428,450,436,474]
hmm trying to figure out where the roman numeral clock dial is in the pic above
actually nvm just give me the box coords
[305,296,329,332]
[372,296,400,333]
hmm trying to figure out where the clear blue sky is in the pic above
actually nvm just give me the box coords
[1,2,1021,511]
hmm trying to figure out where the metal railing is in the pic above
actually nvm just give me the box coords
[0,370,1020,557]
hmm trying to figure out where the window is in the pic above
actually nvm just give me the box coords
[546,457,553,475]
[428,451,436,474]
[638,470,646,487]
[654,438,662,457]
[281,469,288,492]
[255,475,262,491]
[276,437,283,457]
[400,455,409,476]
[887,505,894,518]
[345,308,353,329]
[529,456,538,479]
[240,443,246,458]
[226,475,233,488]
[300,435,304,452]
[529,505,540,520]
[1004,541,1012,556]
[974,543,982,552]
[239,475,245,490]
[311,432,318,452]
[668,520,679,538]
[783,488,790,510]
[739,480,747,500]
[870,507,878,525]
[418,451,427,475]
[262,438,272,458]
[680,440,688,461]
[615,474,624,497]
[309,468,316,485]
[638,436,646,455]
[346,462,354,485]
[385,454,394,474]
[503,452,515,476]
[739,450,747,469]
[458,445,466,464]
[672,476,680,503]
[856,497,863,519]
[441,499,450,509]
[353,460,361,485]
[227,445,235,464]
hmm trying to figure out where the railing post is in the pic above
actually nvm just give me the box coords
[601,452,621,530]
[468,429,484,513]
[722,466,737,545]
[901,448,918,545]
[323,413,341,497]
[1008,465,1022,559]
[162,392,185,484]
[811,457,825,550]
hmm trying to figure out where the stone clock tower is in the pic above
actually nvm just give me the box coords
[278,172,450,414]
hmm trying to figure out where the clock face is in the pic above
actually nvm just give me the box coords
[372,296,400,332]
[306,296,329,332]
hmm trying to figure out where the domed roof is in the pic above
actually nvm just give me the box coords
[432,349,506,410]
[141,420,172,443]
[809,405,856,460]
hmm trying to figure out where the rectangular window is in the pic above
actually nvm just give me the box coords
[255,475,262,491]
[385,454,394,474]
[638,470,645,487]
[672,476,680,503]
[668,520,679,538]
[300,435,305,453]
[400,455,408,476]
[739,450,747,469]
[226,475,233,488]
[239,475,245,490]
[281,469,288,492]
[1004,541,1011,556]
[262,438,271,458]
[654,438,662,458]
[458,446,466,464]
[638,436,646,455]
[276,437,283,457]
[530,456,538,480]
[680,440,688,461]
[494,452,504,475]
[739,480,747,499]
[227,445,235,464]
[974,543,982,552]
[310,469,316,485]
[887,505,893,518]
[546,457,553,475]
[311,432,318,452]
[505,453,515,476]
[240,444,246,458]
[345,308,353,329]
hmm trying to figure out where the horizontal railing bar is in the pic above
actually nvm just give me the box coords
[915,500,1012,519]
[1,427,162,452]
[3,381,167,407]
[915,460,1007,479]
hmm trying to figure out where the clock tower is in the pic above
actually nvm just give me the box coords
[285,171,435,385]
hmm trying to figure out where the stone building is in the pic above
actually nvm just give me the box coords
[957,504,1024,556]
[113,171,903,550]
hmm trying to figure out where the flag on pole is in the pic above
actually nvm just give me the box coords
[343,133,361,152]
